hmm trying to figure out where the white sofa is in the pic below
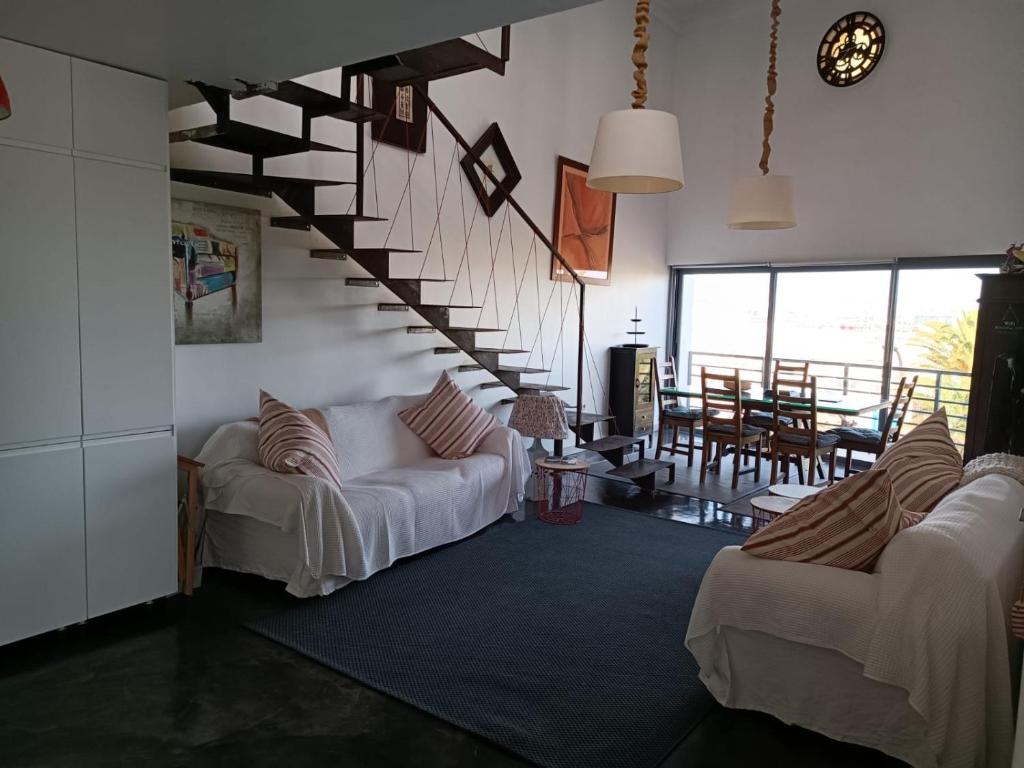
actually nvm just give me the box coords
[195,394,530,597]
[685,474,1024,768]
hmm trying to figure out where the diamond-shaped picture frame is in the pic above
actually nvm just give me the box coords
[460,122,521,217]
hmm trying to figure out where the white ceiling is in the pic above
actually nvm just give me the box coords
[0,0,597,107]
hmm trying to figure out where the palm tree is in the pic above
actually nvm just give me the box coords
[909,310,977,373]
[904,309,977,447]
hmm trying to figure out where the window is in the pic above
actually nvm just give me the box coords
[669,258,1000,449]
[677,271,769,385]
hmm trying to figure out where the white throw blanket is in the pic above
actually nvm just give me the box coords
[686,474,1024,768]
[196,415,529,595]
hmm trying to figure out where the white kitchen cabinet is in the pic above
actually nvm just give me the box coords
[0,444,86,645]
[71,58,167,166]
[0,144,81,448]
[0,37,72,150]
[84,431,176,618]
[75,158,174,436]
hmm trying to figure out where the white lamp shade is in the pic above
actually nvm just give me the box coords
[587,108,684,194]
[728,174,796,229]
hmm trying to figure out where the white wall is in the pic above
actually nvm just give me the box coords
[171,0,674,455]
[666,0,1024,265]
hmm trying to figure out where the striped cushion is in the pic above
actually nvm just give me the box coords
[400,371,499,459]
[873,409,963,514]
[257,391,343,488]
[741,469,904,572]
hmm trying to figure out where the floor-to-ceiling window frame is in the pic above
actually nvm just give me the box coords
[667,255,1002,450]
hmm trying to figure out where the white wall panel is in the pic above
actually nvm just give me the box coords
[84,431,176,618]
[76,158,174,435]
[0,444,86,645]
[0,37,72,149]
[0,145,81,447]
[71,59,167,166]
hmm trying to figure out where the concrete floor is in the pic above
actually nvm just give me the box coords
[0,457,903,768]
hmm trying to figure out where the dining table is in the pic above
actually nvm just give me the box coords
[659,382,889,419]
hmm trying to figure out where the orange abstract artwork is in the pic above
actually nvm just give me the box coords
[551,156,616,286]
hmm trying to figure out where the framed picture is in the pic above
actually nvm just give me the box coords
[459,122,521,217]
[371,78,427,153]
[550,156,616,286]
[171,199,262,345]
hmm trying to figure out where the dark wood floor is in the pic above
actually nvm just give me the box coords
[0,456,904,768]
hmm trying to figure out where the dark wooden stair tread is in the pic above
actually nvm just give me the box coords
[581,435,643,453]
[445,326,505,333]
[474,347,528,354]
[170,121,350,157]
[391,277,453,283]
[348,38,506,85]
[310,249,348,260]
[433,347,462,354]
[606,459,673,480]
[420,303,482,309]
[457,364,484,372]
[345,278,379,287]
[235,80,384,122]
[565,410,616,427]
[497,366,549,374]
[516,383,570,392]
[171,169,352,196]
[271,214,386,226]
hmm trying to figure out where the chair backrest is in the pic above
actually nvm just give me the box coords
[702,367,743,437]
[772,371,819,442]
[656,358,679,411]
[888,374,919,443]
[774,359,810,382]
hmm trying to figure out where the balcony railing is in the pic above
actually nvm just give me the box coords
[684,351,971,449]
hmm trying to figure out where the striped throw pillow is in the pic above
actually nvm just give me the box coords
[873,408,963,515]
[257,390,343,488]
[400,371,499,459]
[742,469,904,572]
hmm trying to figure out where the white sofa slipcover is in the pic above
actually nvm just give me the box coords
[195,394,529,597]
[686,474,1024,768]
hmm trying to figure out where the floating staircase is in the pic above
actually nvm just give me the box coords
[169,32,671,492]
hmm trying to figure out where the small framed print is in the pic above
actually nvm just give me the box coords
[459,122,521,217]
[550,156,616,286]
[371,78,427,153]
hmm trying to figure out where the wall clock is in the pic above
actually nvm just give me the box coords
[817,12,885,87]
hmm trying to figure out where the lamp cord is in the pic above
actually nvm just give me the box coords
[631,0,650,109]
[759,0,781,174]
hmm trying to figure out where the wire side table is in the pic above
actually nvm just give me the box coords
[534,457,590,525]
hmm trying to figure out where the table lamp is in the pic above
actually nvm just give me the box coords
[508,393,571,499]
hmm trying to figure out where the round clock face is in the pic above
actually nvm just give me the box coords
[817,12,885,87]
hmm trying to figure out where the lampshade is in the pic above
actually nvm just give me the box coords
[587,108,684,194]
[508,393,570,440]
[727,174,796,230]
[0,77,10,121]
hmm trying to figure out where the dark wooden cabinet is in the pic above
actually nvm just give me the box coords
[609,345,658,439]
[964,274,1024,462]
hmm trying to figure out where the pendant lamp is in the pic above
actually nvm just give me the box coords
[587,0,683,194]
[0,77,11,121]
[728,0,796,229]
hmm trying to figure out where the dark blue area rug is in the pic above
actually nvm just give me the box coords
[247,504,745,768]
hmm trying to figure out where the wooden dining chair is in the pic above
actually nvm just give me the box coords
[826,375,919,476]
[769,372,839,486]
[747,360,810,461]
[700,368,765,489]
[654,358,703,466]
